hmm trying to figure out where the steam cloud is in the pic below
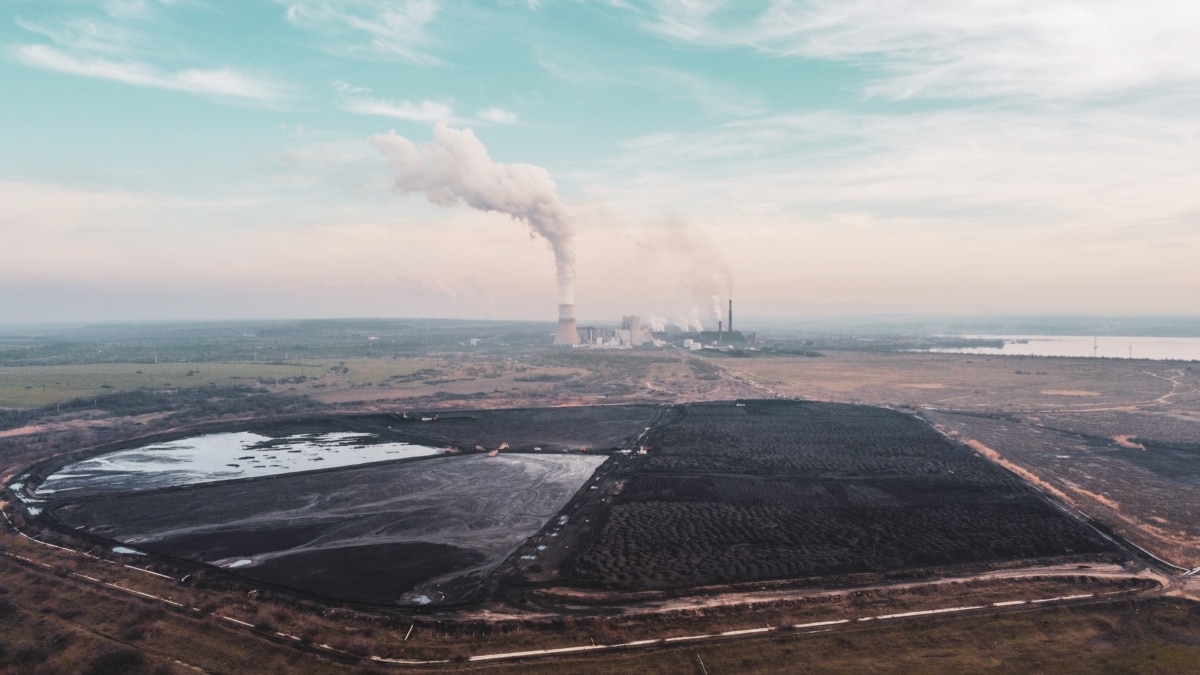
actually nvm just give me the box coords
[369,123,576,303]
[638,217,734,331]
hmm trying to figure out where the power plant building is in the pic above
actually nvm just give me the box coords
[554,303,580,345]
[554,301,748,348]
[572,315,650,348]
[618,315,648,346]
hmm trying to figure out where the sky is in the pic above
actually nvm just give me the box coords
[3,1,1200,327]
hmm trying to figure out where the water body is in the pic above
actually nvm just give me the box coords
[36,431,444,497]
[923,335,1200,361]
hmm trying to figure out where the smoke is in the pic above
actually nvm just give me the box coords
[672,308,703,332]
[637,217,734,331]
[664,218,733,305]
[646,315,667,332]
[369,123,576,303]
[670,311,687,332]
[396,275,457,301]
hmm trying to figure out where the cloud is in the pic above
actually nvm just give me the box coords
[536,51,759,119]
[14,16,135,55]
[476,107,519,125]
[102,0,181,20]
[332,80,455,122]
[641,66,763,117]
[600,104,1200,248]
[278,0,442,63]
[10,44,289,104]
[0,179,563,321]
[12,7,290,106]
[629,0,1200,100]
[631,216,733,326]
[283,139,379,168]
[346,97,454,123]
[396,275,457,300]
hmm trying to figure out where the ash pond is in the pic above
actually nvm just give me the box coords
[46,452,606,606]
[35,431,446,498]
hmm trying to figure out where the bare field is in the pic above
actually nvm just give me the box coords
[6,332,1200,672]
[724,352,1200,567]
[0,358,467,409]
[0,361,324,408]
[724,351,1190,411]
[532,400,1115,596]
[26,400,1119,614]
[291,351,763,408]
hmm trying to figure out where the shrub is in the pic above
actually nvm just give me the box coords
[85,648,143,675]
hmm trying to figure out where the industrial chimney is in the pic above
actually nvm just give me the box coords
[554,304,580,345]
[728,298,733,333]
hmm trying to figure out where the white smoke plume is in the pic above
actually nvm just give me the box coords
[636,216,733,330]
[396,275,457,301]
[369,123,576,303]
[646,315,667,332]
[670,311,689,332]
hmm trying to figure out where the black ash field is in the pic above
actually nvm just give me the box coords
[33,400,1117,609]
[550,400,1115,594]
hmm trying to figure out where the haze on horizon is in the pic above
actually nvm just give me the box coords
[3,1,1199,325]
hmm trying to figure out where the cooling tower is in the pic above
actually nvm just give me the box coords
[554,304,580,345]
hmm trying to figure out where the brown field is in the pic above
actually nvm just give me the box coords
[5,344,1200,671]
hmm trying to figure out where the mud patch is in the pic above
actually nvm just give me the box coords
[239,542,486,604]
[48,453,607,606]
[142,524,328,561]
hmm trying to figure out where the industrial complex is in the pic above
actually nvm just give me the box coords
[561,299,752,349]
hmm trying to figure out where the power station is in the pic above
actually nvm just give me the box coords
[554,303,580,345]
[555,299,751,348]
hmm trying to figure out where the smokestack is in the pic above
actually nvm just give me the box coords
[555,304,579,345]
[718,320,723,342]
[728,298,733,333]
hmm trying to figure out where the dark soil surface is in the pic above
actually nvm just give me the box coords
[238,542,487,604]
[45,452,609,606]
[36,405,660,607]
[1115,442,1200,481]
[237,405,664,453]
[34,401,1119,609]
[541,400,1117,592]
[147,524,327,560]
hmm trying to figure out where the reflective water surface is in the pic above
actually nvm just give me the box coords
[923,335,1200,361]
[36,431,443,497]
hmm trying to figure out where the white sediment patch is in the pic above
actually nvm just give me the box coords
[37,431,444,496]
